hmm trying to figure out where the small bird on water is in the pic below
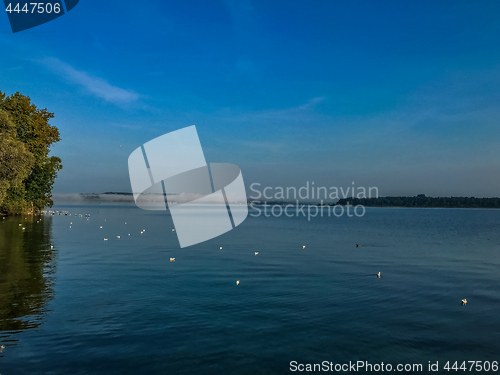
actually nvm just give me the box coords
[0,345,5,353]
[356,244,361,247]
[236,280,240,285]
[255,252,259,255]
[303,245,306,249]
[220,246,223,250]
[170,258,175,262]
[377,272,381,278]
[462,299,468,305]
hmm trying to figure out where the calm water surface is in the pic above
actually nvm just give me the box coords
[1,205,499,374]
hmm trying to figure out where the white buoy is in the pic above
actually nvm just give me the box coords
[172,229,175,232]
[100,226,103,229]
[117,236,120,239]
[303,245,306,249]
[220,246,223,250]
[50,245,53,249]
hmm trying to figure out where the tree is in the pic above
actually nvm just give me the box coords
[0,91,62,214]
[0,111,34,213]
[24,155,62,209]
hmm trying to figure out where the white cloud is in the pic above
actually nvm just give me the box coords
[40,57,140,104]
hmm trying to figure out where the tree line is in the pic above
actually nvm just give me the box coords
[0,91,62,215]
[337,194,500,208]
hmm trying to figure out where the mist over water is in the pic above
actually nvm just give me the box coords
[1,206,499,374]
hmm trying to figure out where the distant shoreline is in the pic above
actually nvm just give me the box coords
[50,193,500,210]
[251,194,500,209]
[334,195,500,209]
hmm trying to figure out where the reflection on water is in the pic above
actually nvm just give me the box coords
[0,215,56,351]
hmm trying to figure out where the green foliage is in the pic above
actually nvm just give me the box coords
[1,92,60,162]
[0,91,62,214]
[0,185,30,215]
[25,156,62,210]
[0,111,34,209]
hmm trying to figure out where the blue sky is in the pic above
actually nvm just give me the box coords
[1,0,499,197]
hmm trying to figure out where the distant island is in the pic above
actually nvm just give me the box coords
[336,194,500,208]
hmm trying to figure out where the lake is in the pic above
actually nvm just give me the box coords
[1,205,500,374]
